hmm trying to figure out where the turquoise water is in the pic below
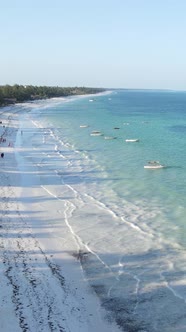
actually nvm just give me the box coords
[19,90,186,331]
[32,90,186,246]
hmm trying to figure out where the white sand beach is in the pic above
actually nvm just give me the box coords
[0,106,121,332]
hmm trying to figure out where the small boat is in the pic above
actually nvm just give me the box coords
[80,125,89,128]
[144,161,166,169]
[125,139,139,142]
[90,131,103,136]
[104,136,117,140]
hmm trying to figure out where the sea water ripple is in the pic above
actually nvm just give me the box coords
[16,91,186,331]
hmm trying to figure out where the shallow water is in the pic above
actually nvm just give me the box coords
[16,90,186,331]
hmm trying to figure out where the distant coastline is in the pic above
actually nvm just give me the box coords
[0,84,106,107]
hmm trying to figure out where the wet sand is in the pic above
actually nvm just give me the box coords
[0,107,121,332]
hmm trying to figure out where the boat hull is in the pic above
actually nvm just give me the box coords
[125,139,139,142]
[144,165,165,169]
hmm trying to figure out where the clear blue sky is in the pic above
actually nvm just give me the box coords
[1,0,186,90]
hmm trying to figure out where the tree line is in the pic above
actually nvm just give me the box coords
[0,84,105,106]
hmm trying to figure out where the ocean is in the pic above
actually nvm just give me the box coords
[17,90,186,331]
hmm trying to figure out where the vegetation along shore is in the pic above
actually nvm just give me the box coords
[0,84,105,107]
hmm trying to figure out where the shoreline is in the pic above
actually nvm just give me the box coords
[0,106,121,332]
[0,87,109,109]
[1,94,186,331]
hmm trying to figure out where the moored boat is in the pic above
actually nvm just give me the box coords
[104,136,117,140]
[125,139,139,142]
[80,125,89,128]
[90,131,103,136]
[144,161,166,169]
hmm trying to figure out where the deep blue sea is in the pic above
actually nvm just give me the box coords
[18,89,186,331]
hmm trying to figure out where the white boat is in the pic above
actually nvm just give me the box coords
[104,136,117,140]
[80,125,89,128]
[90,131,103,136]
[125,139,139,142]
[144,161,166,169]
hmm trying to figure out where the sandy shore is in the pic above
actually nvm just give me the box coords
[0,107,121,332]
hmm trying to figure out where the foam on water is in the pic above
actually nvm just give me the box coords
[16,90,186,331]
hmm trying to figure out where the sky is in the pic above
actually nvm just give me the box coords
[1,0,186,90]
